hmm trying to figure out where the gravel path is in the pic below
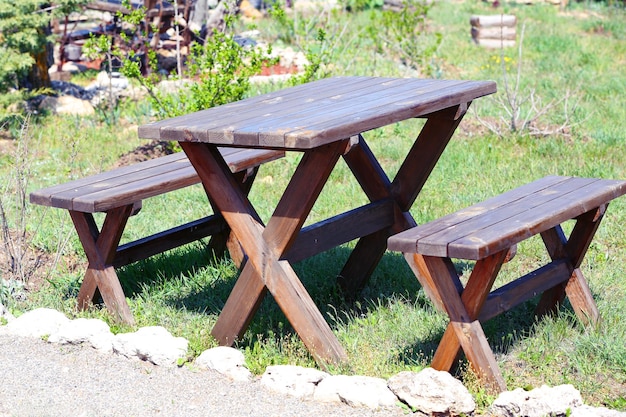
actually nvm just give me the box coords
[0,334,406,417]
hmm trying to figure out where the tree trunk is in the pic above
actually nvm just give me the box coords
[28,25,53,89]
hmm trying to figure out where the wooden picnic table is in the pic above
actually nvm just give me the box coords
[137,76,497,365]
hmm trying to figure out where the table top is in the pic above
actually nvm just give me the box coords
[138,76,496,150]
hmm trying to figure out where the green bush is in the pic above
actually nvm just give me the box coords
[0,0,87,92]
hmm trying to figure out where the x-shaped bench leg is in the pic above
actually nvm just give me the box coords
[181,141,349,366]
[71,205,135,324]
[535,206,606,325]
[418,250,510,393]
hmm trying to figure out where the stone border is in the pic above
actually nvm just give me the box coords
[1,307,623,417]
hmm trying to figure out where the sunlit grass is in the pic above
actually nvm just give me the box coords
[3,0,626,411]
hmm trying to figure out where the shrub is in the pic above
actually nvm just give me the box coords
[0,0,87,92]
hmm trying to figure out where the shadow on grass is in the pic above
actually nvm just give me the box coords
[114,239,591,368]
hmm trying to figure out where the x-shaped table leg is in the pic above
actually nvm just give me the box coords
[204,169,256,268]
[71,205,135,324]
[181,141,349,366]
[535,206,606,324]
[338,104,469,297]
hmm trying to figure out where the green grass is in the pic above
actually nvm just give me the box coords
[3,0,626,411]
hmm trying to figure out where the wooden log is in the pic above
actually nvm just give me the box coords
[470,14,517,28]
[473,38,516,49]
[472,26,516,41]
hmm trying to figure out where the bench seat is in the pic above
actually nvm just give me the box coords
[30,148,284,212]
[29,147,284,325]
[388,175,626,392]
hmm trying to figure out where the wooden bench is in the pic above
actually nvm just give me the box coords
[30,147,284,325]
[387,175,626,392]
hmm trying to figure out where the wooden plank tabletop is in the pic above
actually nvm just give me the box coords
[137,77,497,149]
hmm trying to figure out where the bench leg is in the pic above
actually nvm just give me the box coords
[70,207,135,325]
[406,252,463,314]
[204,168,258,268]
[536,206,605,325]
[421,253,508,393]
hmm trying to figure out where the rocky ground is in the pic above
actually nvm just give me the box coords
[0,332,405,417]
[2,306,626,417]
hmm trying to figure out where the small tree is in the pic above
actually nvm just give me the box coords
[85,1,275,120]
[0,0,87,92]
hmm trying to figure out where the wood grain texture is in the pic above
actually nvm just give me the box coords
[182,141,348,365]
[72,207,135,325]
[138,77,496,149]
[29,148,283,212]
[423,256,507,393]
[31,148,283,326]
[388,176,626,259]
[389,175,626,393]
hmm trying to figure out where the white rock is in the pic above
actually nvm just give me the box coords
[195,346,252,381]
[48,318,114,353]
[112,326,188,366]
[388,368,475,415]
[261,365,329,399]
[570,405,626,417]
[92,71,129,89]
[3,308,70,338]
[314,374,398,409]
[489,384,583,417]
[39,95,95,116]
[0,302,15,323]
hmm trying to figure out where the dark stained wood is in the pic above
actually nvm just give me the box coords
[565,268,600,326]
[220,78,404,147]
[388,176,626,259]
[203,170,254,269]
[71,206,135,325]
[181,141,349,365]
[388,175,626,393]
[423,255,507,393]
[30,148,283,212]
[284,199,396,263]
[147,78,373,145]
[534,227,570,317]
[30,148,285,325]
[387,176,570,254]
[337,104,468,297]
[478,259,572,322]
[535,207,606,324]
[390,104,468,211]
[432,249,508,372]
[136,76,498,366]
[112,215,227,268]
[337,136,416,296]
[138,77,496,149]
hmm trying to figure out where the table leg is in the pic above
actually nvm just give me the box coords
[339,104,469,296]
[204,169,257,267]
[181,141,349,365]
[422,254,508,393]
[536,206,605,324]
[71,206,135,325]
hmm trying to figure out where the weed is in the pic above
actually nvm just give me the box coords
[474,23,582,137]
[367,0,442,77]
[0,116,35,283]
